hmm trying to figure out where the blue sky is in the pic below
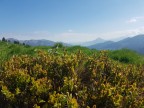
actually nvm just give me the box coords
[1,0,144,42]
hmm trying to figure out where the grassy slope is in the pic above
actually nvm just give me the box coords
[0,41,144,65]
[0,42,34,62]
[108,49,144,64]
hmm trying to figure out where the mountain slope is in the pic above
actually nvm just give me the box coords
[22,39,55,46]
[6,38,71,46]
[80,38,106,46]
[71,38,105,46]
[89,41,115,49]
[89,34,144,54]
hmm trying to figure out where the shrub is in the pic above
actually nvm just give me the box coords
[0,50,143,107]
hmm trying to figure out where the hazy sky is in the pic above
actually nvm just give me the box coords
[1,0,144,42]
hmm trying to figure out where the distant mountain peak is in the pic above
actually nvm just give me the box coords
[96,37,104,40]
[71,37,106,46]
[89,34,144,54]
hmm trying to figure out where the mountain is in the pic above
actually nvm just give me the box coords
[71,38,106,46]
[6,38,56,46]
[6,38,70,46]
[81,38,106,46]
[7,38,19,43]
[89,34,144,54]
[89,41,115,49]
[22,39,55,46]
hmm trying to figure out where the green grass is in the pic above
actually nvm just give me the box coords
[108,48,144,64]
[66,45,98,55]
[0,41,144,65]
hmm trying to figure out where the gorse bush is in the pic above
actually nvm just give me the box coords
[0,50,143,108]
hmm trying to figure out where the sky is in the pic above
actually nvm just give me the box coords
[1,0,144,42]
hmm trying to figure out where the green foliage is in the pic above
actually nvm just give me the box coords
[108,49,144,64]
[1,41,144,65]
[0,41,52,66]
[0,50,143,108]
[67,45,98,55]
[53,42,64,49]
[2,37,7,42]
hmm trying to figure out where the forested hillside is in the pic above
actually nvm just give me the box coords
[0,41,144,108]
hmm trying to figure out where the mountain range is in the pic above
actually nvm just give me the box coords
[6,38,70,46]
[71,38,106,46]
[89,34,144,54]
[22,39,55,46]
[5,34,144,54]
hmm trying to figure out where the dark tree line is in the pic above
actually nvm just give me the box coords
[1,37,26,45]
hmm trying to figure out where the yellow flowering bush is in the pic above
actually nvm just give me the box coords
[0,50,143,108]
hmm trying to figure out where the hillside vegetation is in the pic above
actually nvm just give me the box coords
[0,41,144,65]
[0,41,144,108]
